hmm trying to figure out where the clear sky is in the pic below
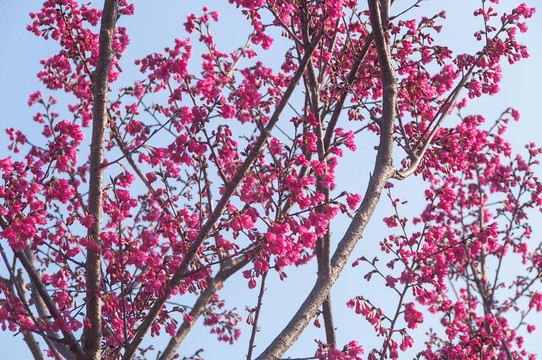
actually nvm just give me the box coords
[0,1,541,359]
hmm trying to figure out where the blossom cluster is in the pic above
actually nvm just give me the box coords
[0,1,539,360]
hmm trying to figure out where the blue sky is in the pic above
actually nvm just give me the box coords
[0,1,541,359]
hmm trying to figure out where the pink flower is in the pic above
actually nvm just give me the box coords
[28,90,42,106]
[248,277,257,289]
[269,138,282,156]
[346,193,362,210]
[383,216,398,228]
[80,214,95,228]
[404,302,424,329]
[184,313,194,323]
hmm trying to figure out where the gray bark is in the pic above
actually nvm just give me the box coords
[158,255,250,360]
[83,1,118,359]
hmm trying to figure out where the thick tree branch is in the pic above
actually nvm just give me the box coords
[301,9,337,347]
[16,269,46,360]
[84,1,118,359]
[379,0,391,26]
[0,216,78,359]
[23,246,77,360]
[255,1,398,358]
[158,254,250,360]
[15,248,85,360]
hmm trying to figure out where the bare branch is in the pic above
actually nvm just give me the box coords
[246,271,268,360]
[323,33,374,149]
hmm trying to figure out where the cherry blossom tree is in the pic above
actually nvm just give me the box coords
[1,1,541,360]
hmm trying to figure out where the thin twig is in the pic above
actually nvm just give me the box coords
[247,271,268,360]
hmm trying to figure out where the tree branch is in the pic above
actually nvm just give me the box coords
[392,69,472,180]
[157,254,250,360]
[323,33,374,149]
[83,1,118,359]
[300,5,337,348]
[16,269,46,360]
[246,271,268,360]
[23,246,77,360]
[0,215,78,360]
[15,248,85,360]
